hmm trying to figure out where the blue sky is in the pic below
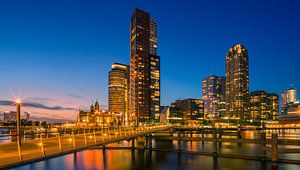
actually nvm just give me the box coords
[0,0,299,121]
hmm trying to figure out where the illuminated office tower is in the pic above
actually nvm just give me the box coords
[225,44,249,120]
[129,8,160,123]
[249,91,279,121]
[108,63,129,124]
[202,75,226,118]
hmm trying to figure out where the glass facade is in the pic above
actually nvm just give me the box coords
[225,44,249,120]
[108,63,129,125]
[202,75,226,118]
[249,91,279,121]
[129,9,160,123]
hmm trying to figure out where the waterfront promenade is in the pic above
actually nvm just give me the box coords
[0,125,171,169]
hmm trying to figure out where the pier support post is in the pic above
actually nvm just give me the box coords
[178,131,181,153]
[137,136,146,150]
[271,134,278,167]
[131,138,135,150]
[260,133,266,160]
[213,131,218,157]
[149,133,152,150]
[218,133,222,147]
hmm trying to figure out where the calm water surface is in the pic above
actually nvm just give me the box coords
[7,129,300,170]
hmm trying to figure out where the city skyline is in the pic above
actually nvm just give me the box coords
[1,0,299,121]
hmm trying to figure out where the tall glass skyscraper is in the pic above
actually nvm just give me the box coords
[225,44,249,120]
[281,88,297,115]
[129,9,160,123]
[202,75,226,118]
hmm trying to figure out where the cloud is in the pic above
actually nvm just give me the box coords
[0,100,76,111]
[27,97,55,102]
[64,93,86,99]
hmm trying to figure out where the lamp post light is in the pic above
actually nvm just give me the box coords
[16,99,22,146]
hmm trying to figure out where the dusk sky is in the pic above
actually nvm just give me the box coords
[0,0,299,122]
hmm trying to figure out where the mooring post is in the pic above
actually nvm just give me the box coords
[178,131,181,153]
[260,132,266,160]
[213,131,218,158]
[271,134,278,166]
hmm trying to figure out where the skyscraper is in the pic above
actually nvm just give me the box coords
[108,63,129,124]
[281,88,298,115]
[129,9,160,123]
[202,75,226,118]
[225,44,249,120]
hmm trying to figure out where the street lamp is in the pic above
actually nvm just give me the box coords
[15,99,21,146]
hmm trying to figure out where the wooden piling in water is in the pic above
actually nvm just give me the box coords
[131,138,135,150]
[213,131,218,157]
[271,134,278,165]
[177,131,181,153]
[260,132,266,160]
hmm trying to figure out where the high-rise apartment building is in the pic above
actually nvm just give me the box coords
[202,75,226,118]
[249,90,279,121]
[108,63,129,124]
[281,88,298,115]
[225,44,249,120]
[129,8,160,123]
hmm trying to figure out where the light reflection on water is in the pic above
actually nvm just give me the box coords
[3,129,300,169]
[15,147,300,170]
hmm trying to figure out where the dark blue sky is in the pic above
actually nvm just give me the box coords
[0,0,299,120]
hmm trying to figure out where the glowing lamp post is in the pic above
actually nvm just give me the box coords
[16,99,22,146]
